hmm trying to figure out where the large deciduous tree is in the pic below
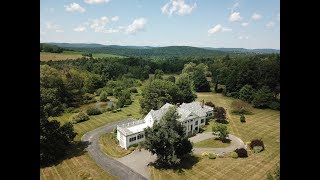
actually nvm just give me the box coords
[192,69,211,92]
[140,79,182,114]
[212,123,229,141]
[176,73,196,103]
[144,107,193,166]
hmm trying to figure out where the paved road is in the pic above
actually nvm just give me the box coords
[81,119,147,180]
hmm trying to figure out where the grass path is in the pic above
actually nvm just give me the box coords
[99,133,133,158]
[150,92,280,180]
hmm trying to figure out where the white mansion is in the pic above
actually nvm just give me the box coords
[117,101,214,149]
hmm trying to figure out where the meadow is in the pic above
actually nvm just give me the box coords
[40,51,124,61]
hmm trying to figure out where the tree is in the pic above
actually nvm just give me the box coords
[192,69,210,92]
[140,79,182,114]
[214,107,227,123]
[144,107,193,166]
[40,105,77,166]
[212,123,229,141]
[100,91,108,102]
[240,114,246,122]
[166,75,175,83]
[116,90,132,108]
[176,74,196,103]
[154,69,164,79]
[252,86,274,108]
[239,84,255,103]
[83,73,104,93]
[70,112,90,124]
[205,101,215,108]
[62,69,85,107]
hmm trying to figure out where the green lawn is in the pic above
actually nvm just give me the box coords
[41,94,143,180]
[193,138,230,148]
[99,133,133,158]
[150,92,280,180]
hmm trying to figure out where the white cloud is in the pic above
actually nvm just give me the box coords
[45,22,64,32]
[111,16,119,22]
[90,16,109,32]
[241,22,249,27]
[208,24,232,35]
[64,3,86,13]
[74,26,86,32]
[266,21,275,28]
[126,18,147,34]
[229,12,242,22]
[238,36,249,40]
[161,0,196,16]
[277,13,280,21]
[84,0,110,4]
[251,13,262,20]
[56,29,64,33]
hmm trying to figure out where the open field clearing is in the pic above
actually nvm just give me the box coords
[40,51,124,61]
[149,92,280,180]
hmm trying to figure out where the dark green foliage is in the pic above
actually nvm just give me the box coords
[268,101,280,110]
[239,84,255,102]
[99,91,108,102]
[252,86,275,108]
[240,114,246,122]
[40,105,77,166]
[234,148,248,158]
[82,52,92,57]
[41,43,64,53]
[212,123,229,140]
[140,79,182,114]
[154,69,164,79]
[71,112,90,124]
[176,74,196,103]
[144,107,193,166]
[129,87,138,93]
[192,69,211,92]
[249,139,265,151]
[83,73,104,93]
[214,107,227,123]
[86,107,102,115]
[166,75,176,83]
[116,90,132,108]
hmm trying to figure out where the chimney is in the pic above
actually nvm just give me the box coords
[201,99,204,108]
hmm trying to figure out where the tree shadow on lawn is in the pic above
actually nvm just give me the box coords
[150,155,200,173]
[41,141,91,168]
[214,137,231,144]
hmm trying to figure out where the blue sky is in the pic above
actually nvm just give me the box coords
[40,0,280,49]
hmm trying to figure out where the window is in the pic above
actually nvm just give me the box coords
[201,119,204,123]
[195,127,198,131]
[195,121,198,125]
[129,137,137,142]
[137,134,144,139]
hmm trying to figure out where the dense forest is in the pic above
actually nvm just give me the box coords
[40,43,70,53]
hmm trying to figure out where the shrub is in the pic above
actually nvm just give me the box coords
[71,112,89,124]
[215,88,223,93]
[253,146,264,153]
[127,113,132,116]
[106,107,112,111]
[240,114,246,122]
[99,91,109,102]
[268,101,280,110]
[205,101,215,108]
[86,107,102,115]
[208,153,217,159]
[229,151,238,158]
[129,87,138,93]
[65,107,75,113]
[112,110,117,113]
[113,128,117,134]
[249,139,265,150]
[117,108,121,112]
[231,100,252,115]
[234,148,248,158]
[201,152,209,157]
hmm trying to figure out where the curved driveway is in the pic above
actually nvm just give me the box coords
[81,119,147,180]
[82,120,245,180]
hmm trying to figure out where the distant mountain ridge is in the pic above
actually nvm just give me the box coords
[45,43,280,57]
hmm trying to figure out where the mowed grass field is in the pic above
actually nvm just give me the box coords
[40,51,124,61]
[150,92,280,180]
[99,133,133,158]
[40,95,142,180]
